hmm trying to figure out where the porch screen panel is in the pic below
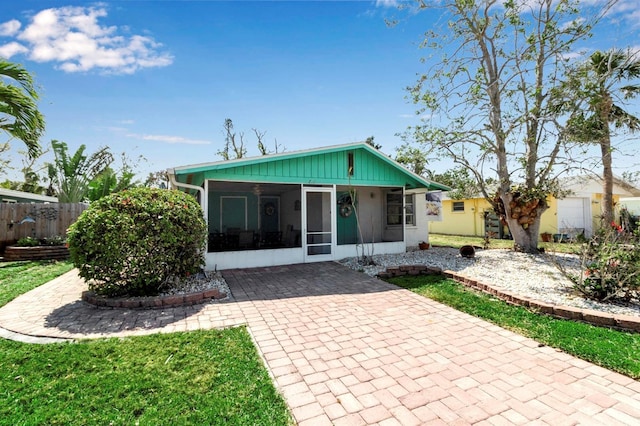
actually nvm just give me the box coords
[220,196,247,231]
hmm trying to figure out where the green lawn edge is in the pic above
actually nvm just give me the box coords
[428,233,580,254]
[387,274,640,380]
[0,260,74,307]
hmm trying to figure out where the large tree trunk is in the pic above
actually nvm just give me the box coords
[498,192,549,253]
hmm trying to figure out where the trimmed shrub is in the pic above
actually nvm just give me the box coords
[41,235,66,246]
[67,188,206,297]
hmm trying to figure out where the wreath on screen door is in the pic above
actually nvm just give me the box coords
[339,204,353,217]
[337,193,354,218]
[264,202,276,216]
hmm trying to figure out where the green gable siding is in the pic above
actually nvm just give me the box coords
[174,143,449,191]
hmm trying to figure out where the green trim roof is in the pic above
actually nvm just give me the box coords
[173,142,449,191]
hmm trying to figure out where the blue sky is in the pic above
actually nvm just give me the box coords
[1,0,640,182]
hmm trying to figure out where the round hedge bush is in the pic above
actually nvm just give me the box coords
[67,188,207,297]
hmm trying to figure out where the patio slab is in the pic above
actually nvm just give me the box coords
[1,262,639,425]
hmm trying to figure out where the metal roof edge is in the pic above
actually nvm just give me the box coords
[0,188,58,202]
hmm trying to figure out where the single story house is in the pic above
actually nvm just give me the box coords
[428,175,640,240]
[170,142,448,269]
[0,188,58,204]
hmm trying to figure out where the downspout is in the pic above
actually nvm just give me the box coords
[168,169,205,211]
[168,169,209,258]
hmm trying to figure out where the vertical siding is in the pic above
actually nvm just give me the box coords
[198,147,424,186]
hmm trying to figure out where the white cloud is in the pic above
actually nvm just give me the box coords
[0,19,21,36]
[0,41,28,58]
[594,0,640,28]
[560,50,588,61]
[5,6,172,74]
[375,0,400,7]
[625,45,640,61]
[126,133,212,145]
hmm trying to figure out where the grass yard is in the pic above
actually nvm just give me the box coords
[429,233,580,254]
[388,274,640,380]
[0,261,74,306]
[0,328,290,425]
[0,261,291,425]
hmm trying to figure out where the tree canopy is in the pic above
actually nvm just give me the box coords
[402,0,613,252]
[217,118,284,160]
[47,140,113,202]
[0,58,45,159]
[563,48,640,223]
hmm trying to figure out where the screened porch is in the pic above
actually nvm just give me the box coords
[205,182,406,254]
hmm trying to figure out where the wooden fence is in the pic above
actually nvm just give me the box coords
[0,203,88,251]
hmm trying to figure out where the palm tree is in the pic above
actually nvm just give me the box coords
[47,140,113,202]
[567,49,640,224]
[0,58,45,158]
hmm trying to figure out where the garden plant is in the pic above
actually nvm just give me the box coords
[560,221,640,302]
[67,187,207,297]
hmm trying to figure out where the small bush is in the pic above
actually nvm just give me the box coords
[568,222,640,302]
[16,237,40,247]
[67,188,206,297]
[40,235,66,246]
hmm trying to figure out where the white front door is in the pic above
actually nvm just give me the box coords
[303,187,335,262]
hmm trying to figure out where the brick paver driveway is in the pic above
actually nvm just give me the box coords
[1,262,639,424]
[224,263,640,425]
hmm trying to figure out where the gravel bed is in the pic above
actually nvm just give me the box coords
[158,270,231,300]
[339,246,640,318]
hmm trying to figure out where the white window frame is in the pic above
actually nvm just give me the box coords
[404,194,416,226]
[452,201,465,212]
[386,192,415,226]
[386,192,403,226]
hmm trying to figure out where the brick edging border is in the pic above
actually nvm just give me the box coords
[377,264,640,333]
[81,287,227,309]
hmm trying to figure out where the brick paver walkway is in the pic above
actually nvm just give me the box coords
[1,263,639,425]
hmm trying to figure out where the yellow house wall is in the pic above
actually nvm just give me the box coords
[592,193,602,233]
[538,197,557,236]
[430,192,628,240]
[429,195,587,239]
[428,198,491,236]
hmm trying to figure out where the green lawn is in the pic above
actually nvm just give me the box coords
[429,233,580,254]
[388,274,640,379]
[0,261,74,307]
[0,261,292,425]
